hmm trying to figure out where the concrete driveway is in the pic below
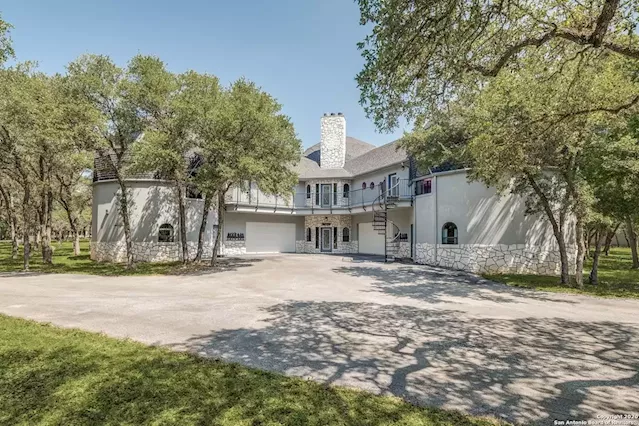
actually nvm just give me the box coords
[0,254,637,425]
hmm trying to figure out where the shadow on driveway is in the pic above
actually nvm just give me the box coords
[176,301,639,425]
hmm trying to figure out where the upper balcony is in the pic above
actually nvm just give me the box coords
[225,179,413,215]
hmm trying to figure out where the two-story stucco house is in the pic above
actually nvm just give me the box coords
[91,113,576,275]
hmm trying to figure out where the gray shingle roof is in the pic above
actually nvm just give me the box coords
[344,140,408,176]
[303,137,376,165]
[293,157,352,179]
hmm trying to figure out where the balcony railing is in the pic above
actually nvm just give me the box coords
[226,178,413,210]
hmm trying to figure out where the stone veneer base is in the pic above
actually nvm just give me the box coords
[414,243,576,275]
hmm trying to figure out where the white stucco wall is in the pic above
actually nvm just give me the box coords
[91,180,217,262]
[413,171,577,274]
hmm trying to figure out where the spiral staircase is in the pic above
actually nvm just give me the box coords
[372,181,401,263]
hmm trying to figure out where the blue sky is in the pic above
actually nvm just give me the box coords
[2,0,407,149]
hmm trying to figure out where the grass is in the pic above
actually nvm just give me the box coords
[484,247,639,298]
[0,315,506,426]
[0,240,210,276]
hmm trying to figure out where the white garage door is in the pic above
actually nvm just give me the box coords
[246,222,296,253]
[358,222,386,255]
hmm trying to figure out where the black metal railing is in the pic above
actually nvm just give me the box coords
[225,178,413,210]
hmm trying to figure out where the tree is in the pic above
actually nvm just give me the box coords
[398,50,637,285]
[67,55,159,268]
[582,111,639,274]
[0,14,14,66]
[356,0,638,131]
[0,178,19,258]
[130,66,220,264]
[197,79,301,266]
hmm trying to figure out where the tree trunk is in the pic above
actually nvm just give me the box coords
[39,155,53,264]
[210,191,225,268]
[603,223,620,256]
[589,228,604,285]
[585,228,593,258]
[526,174,569,284]
[73,230,80,256]
[116,178,135,268]
[10,216,18,260]
[0,185,19,259]
[43,188,53,263]
[625,218,638,269]
[194,190,213,262]
[22,186,31,271]
[176,183,189,264]
[574,216,585,289]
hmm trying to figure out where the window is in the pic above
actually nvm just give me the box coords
[362,182,366,190]
[315,227,319,248]
[315,184,320,205]
[369,182,375,190]
[416,179,432,195]
[342,227,349,242]
[333,183,337,205]
[158,224,174,242]
[186,185,202,199]
[306,227,311,242]
[343,184,350,198]
[442,222,458,244]
[333,227,338,249]
[306,185,311,199]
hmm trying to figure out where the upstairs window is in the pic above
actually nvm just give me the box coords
[343,184,350,198]
[186,185,203,199]
[442,222,458,244]
[306,185,311,199]
[416,179,432,195]
[306,227,311,242]
[158,224,174,243]
[362,182,366,190]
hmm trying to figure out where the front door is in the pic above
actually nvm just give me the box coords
[321,227,332,252]
[388,173,399,197]
[321,184,332,207]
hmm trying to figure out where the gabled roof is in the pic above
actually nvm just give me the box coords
[303,137,376,165]
[297,137,408,179]
[344,140,408,176]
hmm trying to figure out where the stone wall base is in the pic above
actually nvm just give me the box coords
[91,241,215,263]
[414,243,576,275]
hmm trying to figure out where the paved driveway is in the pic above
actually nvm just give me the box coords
[0,254,637,425]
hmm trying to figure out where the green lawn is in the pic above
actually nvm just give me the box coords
[484,247,639,298]
[0,315,505,426]
[0,240,207,276]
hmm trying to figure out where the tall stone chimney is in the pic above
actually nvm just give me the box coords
[320,112,346,169]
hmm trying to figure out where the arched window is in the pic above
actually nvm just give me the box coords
[306,227,312,242]
[369,182,375,190]
[306,185,311,199]
[342,227,350,242]
[362,182,366,190]
[158,224,174,243]
[442,222,458,244]
[343,183,350,198]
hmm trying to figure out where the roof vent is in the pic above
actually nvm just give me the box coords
[337,112,343,116]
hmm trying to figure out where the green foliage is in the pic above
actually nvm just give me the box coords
[198,78,301,198]
[356,0,639,131]
[0,14,14,65]
[485,248,638,298]
[0,313,506,425]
